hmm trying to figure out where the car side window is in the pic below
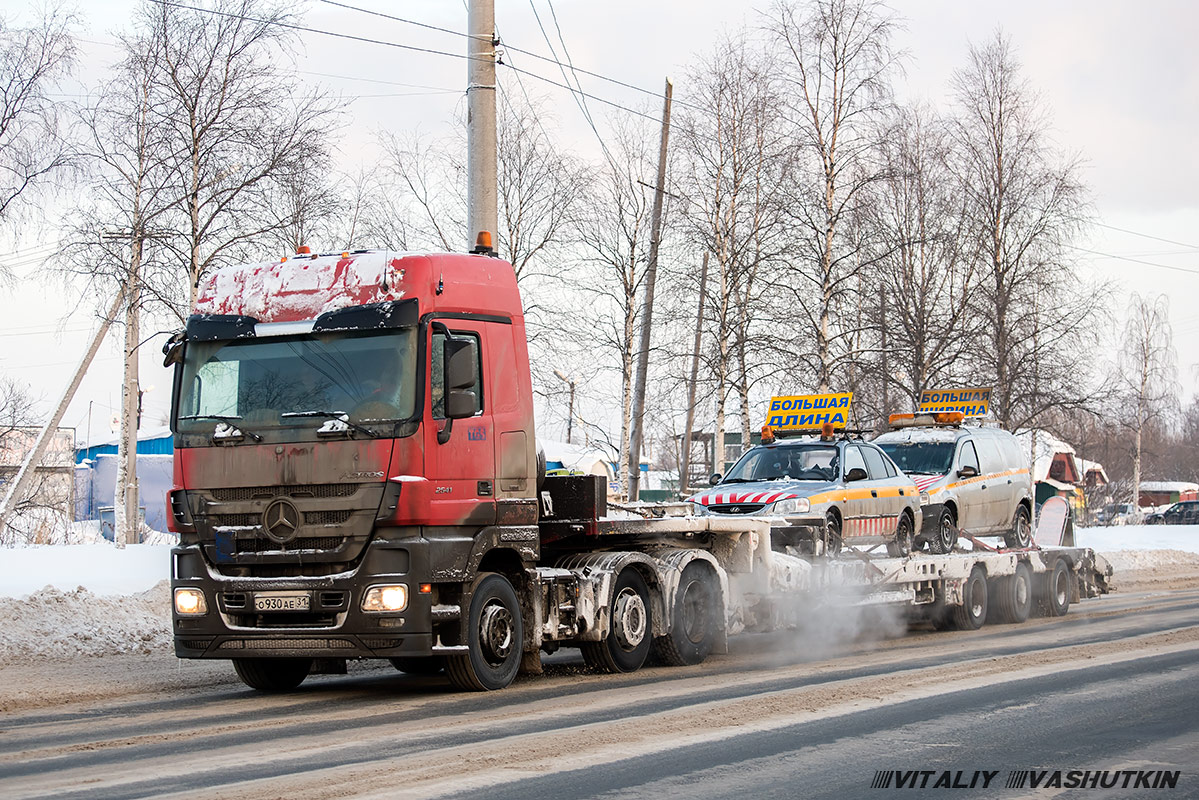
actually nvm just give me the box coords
[860,445,890,480]
[958,441,980,473]
[974,436,1005,473]
[843,445,867,478]
[431,330,483,419]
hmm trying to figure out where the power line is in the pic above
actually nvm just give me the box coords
[153,0,486,64]
[314,0,488,42]
[1092,221,1199,251]
[1070,244,1199,276]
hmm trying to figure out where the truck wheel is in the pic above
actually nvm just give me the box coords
[389,656,446,675]
[232,657,311,692]
[992,562,1033,623]
[927,509,957,555]
[951,566,988,630]
[824,512,843,556]
[445,572,523,691]
[1041,559,1072,617]
[652,562,718,667]
[886,513,914,558]
[1004,505,1032,549]
[582,568,653,673]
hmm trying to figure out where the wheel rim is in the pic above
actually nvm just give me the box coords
[613,587,648,650]
[1054,570,1068,606]
[479,601,515,666]
[940,515,956,550]
[1015,573,1030,607]
[970,577,984,619]
[679,579,710,644]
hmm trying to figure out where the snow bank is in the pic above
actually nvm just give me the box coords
[0,582,170,664]
[1075,525,1199,553]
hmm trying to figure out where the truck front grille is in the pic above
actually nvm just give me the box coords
[210,483,361,501]
[707,503,767,515]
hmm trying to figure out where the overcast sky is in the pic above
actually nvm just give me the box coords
[2,0,1197,441]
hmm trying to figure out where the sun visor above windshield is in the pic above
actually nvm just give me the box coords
[185,314,259,341]
[313,298,419,332]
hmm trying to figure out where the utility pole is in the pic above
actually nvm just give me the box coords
[115,237,142,549]
[466,0,498,250]
[554,369,576,444]
[0,288,126,541]
[679,251,709,497]
[627,77,673,501]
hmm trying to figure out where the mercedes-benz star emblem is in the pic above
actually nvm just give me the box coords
[262,498,301,543]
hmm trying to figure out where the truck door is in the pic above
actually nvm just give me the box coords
[425,323,496,526]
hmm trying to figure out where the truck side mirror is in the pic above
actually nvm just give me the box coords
[444,338,475,390]
[845,467,868,482]
[162,330,185,367]
[444,390,477,419]
[709,473,722,486]
[958,465,978,478]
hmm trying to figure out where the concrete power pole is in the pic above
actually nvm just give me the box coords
[627,78,673,501]
[115,243,142,549]
[466,0,498,250]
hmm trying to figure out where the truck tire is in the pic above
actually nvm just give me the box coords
[232,657,311,692]
[652,562,718,667]
[927,509,957,555]
[445,572,523,691]
[582,567,653,673]
[1041,559,1072,617]
[951,566,988,630]
[992,562,1033,623]
[886,512,914,558]
[389,656,445,675]
[1004,505,1032,549]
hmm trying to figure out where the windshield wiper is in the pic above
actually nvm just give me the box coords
[178,414,262,443]
[281,410,378,437]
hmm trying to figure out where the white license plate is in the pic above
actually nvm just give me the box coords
[253,592,310,612]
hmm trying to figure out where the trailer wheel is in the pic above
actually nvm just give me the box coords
[927,509,957,555]
[389,656,445,675]
[1041,559,1072,617]
[582,568,653,673]
[652,562,718,667]
[232,657,311,692]
[993,562,1033,623]
[951,566,988,630]
[445,572,523,691]
[1004,505,1032,549]
[886,512,914,558]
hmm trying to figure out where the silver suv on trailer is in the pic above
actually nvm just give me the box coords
[874,423,1033,553]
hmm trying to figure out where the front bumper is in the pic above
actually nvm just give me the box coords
[171,536,441,660]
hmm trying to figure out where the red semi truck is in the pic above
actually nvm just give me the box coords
[165,243,1106,692]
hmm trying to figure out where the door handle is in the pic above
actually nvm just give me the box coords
[981,485,987,490]
[1007,479,1012,484]
[871,490,878,497]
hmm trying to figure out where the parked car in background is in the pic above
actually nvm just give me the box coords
[1145,501,1199,525]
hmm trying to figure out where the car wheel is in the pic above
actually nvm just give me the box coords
[582,567,653,673]
[886,512,913,558]
[1004,504,1033,549]
[824,512,843,556]
[927,508,957,554]
[951,566,988,630]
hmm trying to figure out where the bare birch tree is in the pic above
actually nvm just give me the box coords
[1118,293,1178,518]
[949,31,1094,428]
[0,3,76,247]
[770,0,901,390]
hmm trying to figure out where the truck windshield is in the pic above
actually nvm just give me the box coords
[722,444,839,482]
[175,329,417,434]
[877,442,955,475]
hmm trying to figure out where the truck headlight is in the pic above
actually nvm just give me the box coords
[772,497,810,515]
[919,491,930,505]
[362,584,408,612]
[174,587,208,615]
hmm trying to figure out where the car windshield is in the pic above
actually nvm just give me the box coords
[877,441,956,475]
[722,444,839,483]
[175,329,417,435]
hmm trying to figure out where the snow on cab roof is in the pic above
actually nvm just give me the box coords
[873,426,961,444]
[194,249,427,322]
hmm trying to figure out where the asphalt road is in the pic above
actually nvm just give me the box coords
[2,587,1197,799]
